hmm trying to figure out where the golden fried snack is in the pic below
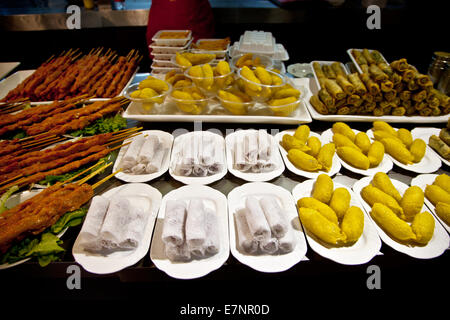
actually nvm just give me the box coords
[281,134,310,152]
[298,207,346,245]
[312,174,334,204]
[293,125,310,144]
[306,136,322,158]
[333,133,360,150]
[337,147,370,170]
[435,202,450,225]
[401,186,424,222]
[329,187,351,220]
[433,174,450,194]
[371,172,402,203]
[397,128,413,148]
[297,197,339,225]
[425,184,450,206]
[370,203,416,242]
[411,211,435,245]
[355,132,371,154]
[381,138,414,165]
[367,141,385,167]
[341,206,364,243]
[409,138,426,163]
[332,122,356,142]
[287,149,322,172]
[316,143,335,172]
[361,184,405,218]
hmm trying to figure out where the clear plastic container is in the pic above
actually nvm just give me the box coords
[191,38,230,59]
[230,53,273,70]
[216,87,255,115]
[169,85,213,115]
[236,67,286,102]
[151,30,192,47]
[149,38,193,54]
[184,64,235,96]
[124,82,172,113]
[238,31,275,55]
[170,50,217,70]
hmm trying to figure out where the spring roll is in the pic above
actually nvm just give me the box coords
[384,90,397,102]
[193,164,208,177]
[259,237,279,254]
[318,88,334,107]
[185,199,207,247]
[162,200,186,246]
[121,134,146,169]
[399,90,411,101]
[278,226,296,254]
[312,62,326,79]
[245,196,271,241]
[165,242,191,262]
[336,74,355,95]
[322,65,336,79]
[390,58,409,72]
[324,79,346,100]
[131,163,147,175]
[120,201,149,249]
[204,208,220,255]
[309,94,328,115]
[259,196,288,238]
[347,94,361,105]
[99,196,130,249]
[412,90,427,102]
[78,195,110,252]
[208,142,224,175]
[377,62,393,77]
[244,130,258,164]
[352,49,368,66]
[381,80,394,92]
[331,62,347,77]
[360,73,380,95]
[362,49,376,65]
[371,50,385,64]
[146,146,165,173]
[137,135,160,164]
[200,134,215,167]
[235,210,259,254]
[258,129,272,161]
[439,128,450,145]
[173,155,193,176]
[391,72,402,85]
[369,64,389,81]
[347,73,367,96]
[402,68,415,82]
[234,136,250,171]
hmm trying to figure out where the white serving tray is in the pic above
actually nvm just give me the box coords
[346,48,389,74]
[353,176,449,259]
[151,30,192,47]
[225,130,285,182]
[411,127,450,167]
[366,128,442,174]
[321,128,393,177]
[0,68,138,104]
[304,77,449,123]
[411,174,450,234]
[122,78,312,124]
[169,131,227,185]
[150,184,229,279]
[0,62,20,80]
[228,182,307,273]
[73,183,162,274]
[113,130,173,183]
[275,129,341,179]
[292,179,382,265]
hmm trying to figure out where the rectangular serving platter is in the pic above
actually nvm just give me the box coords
[122,77,312,124]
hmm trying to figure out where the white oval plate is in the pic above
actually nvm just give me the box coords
[411,173,450,234]
[73,183,162,274]
[292,179,381,265]
[150,185,229,279]
[225,130,285,182]
[367,128,442,174]
[169,131,227,185]
[321,128,393,177]
[353,176,449,259]
[0,189,69,270]
[228,182,307,273]
[411,127,450,167]
[113,130,173,183]
[275,129,341,179]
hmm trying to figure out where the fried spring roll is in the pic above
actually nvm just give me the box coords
[429,135,450,160]
[312,62,325,79]
[322,65,337,79]
[371,50,385,64]
[369,64,389,81]
[391,72,402,85]
[362,49,376,65]
[347,73,367,96]
[384,89,397,102]
[400,90,411,101]
[318,88,334,107]
[347,94,361,105]
[381,80,394,92]
[324,79,346,100]
[439,128,450,145]
[352,49,368,66]
[309,94,328,115]
[336,74,355,95]
[412,90,427,102]
[360,73,380,95]
[390,58,409,72]
[331,62,347,77]
[402,68,415,82]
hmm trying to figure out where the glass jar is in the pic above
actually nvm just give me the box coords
[428,51,450,85]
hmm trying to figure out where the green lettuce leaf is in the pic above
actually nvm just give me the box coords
[70,113,127,137]
[0,185,19,215]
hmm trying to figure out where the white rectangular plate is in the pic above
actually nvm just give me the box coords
[292,179,382,265]
[411,174,450,234]
[72,183,162,274]
[0,62,20,80]
[113,130,174,183]
[304,75,449,123]
[411,127,450,167]
[353,176,449,259]
[150,185,229,279]
[225,130,285,182]
[122,78,312,124]
[228,182,308,273]
[346,48,389,74]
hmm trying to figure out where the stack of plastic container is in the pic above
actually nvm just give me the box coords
[228,30,289,72]
[149,30,193,75]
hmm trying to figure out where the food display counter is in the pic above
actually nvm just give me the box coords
[0,7,449,312]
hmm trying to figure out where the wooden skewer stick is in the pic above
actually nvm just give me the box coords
[23,136,66,149]
[92,168,123,190]
[103,132,142,148]
[61,159,105,185]
[21,134,59,146]
[0,174,23,187]
[76,161,112,186]
[0,177,27,193]
[110,126,142,136]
